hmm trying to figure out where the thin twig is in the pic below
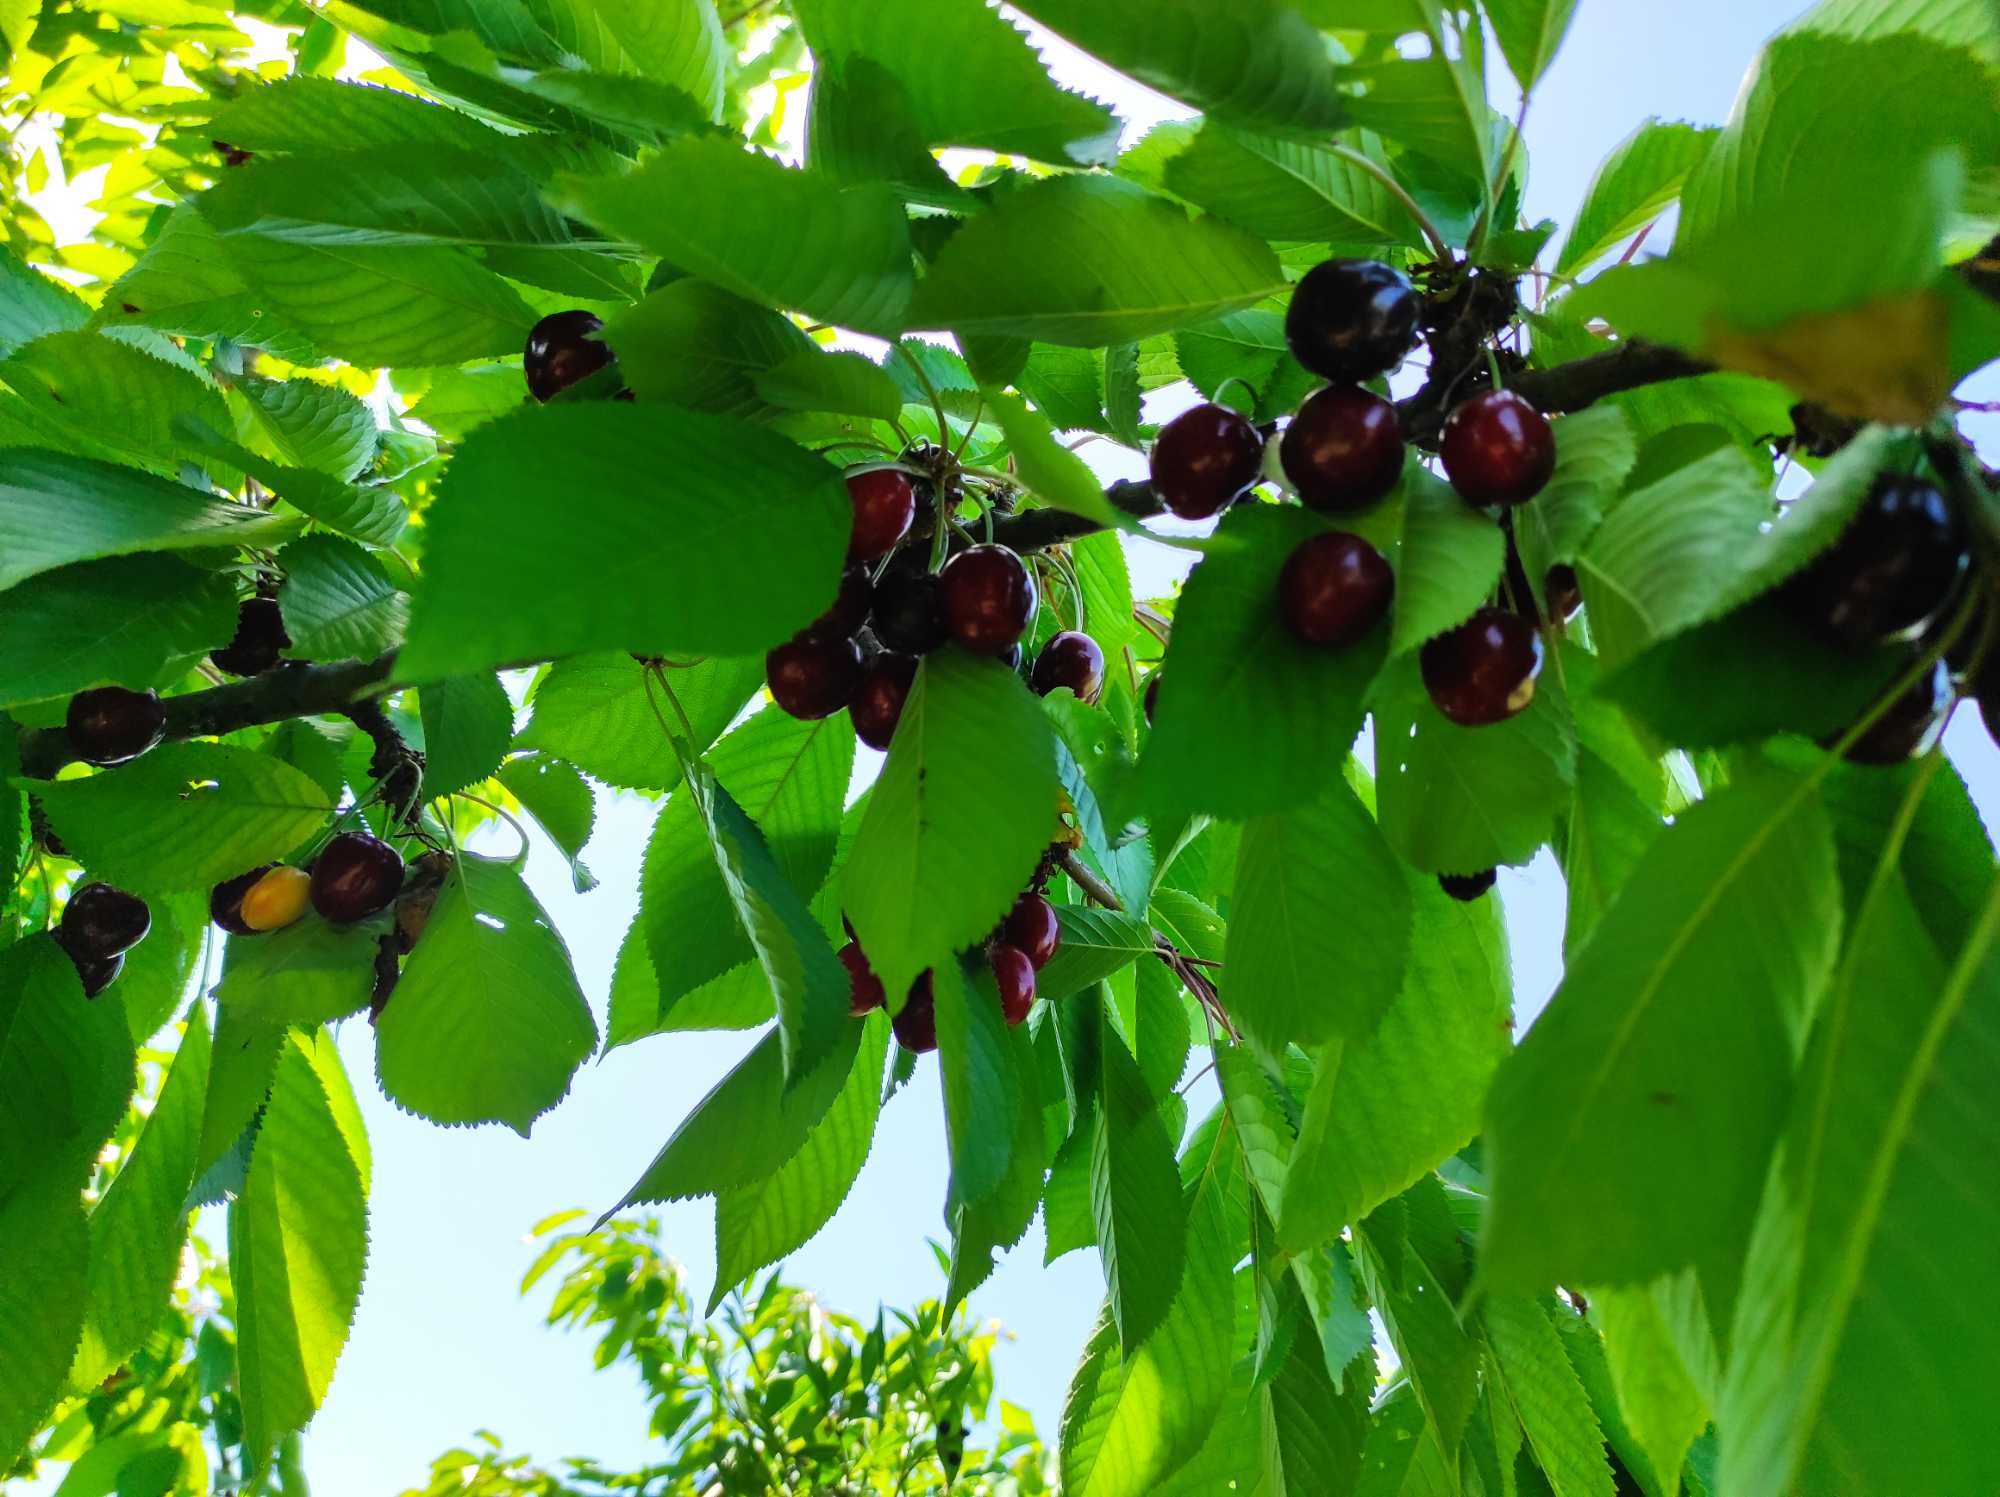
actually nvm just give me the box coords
[1328,142,1452,261]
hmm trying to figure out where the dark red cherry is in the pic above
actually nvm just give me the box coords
[1840,659,1955,765]
[851,653,919,751]
[1284,258,1420,383]
[1149,403,1266,519]
[1421,607,1543,726]
[1438,869,1497,901]
[892,971,938,1053]
[766,633,864,720]
[1278,531,1394,648]
[309,831,405,924]
[211,863,277,936]
[1030,631,1106,704]
[59,883,151,961]
[840,941,886,1016]
[811,563,874,640]
[998,641,1025,673]
[1143,673,1161,725]
[1545,564,1582,623]
[211,596,292,677]
[1787,476,1967,652]
[938,545,1036,656]
[869,570,949,655]
[992,944,1036,1026]
[66,687,167,767]
[848,469,917,560]
[71,950,125,999]
[1281,386,1404,511]
[524,310,613,402]
[1003,891,1060,970]
[1441,390,1556,508]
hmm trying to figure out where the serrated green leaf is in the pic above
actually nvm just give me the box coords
[1215,1044,1295,1220]
[1164,125,1424,248]
[373,855,597,1133]
[984,388,1126,529]
[936,955,1021,1208]
[604,277,809,419]
[0,556,235,709]
[207,77,510,154]
[399,402,849,680]
[29,745,335,897]
[1388,467,1505,655]
[1359,1183,1482,1461]
[1,330,230,474]
[1554,121,1719,278]
[911,176,1285,347]
[1484,0,1581,91]
[0,243,89,357]
[71,1004,210,1389]
[495,753,596,892]
[1484,772,1841,1298]
[0,1171,89,1471]
[518,652,761,792]
[92,205,315,360]
[275,535,408,663]
[0,449,294,595]
[807,53,975,208]
[231,1031,367,1465]
[753,347,903,421]
[1144,506,1387,819]
[418,673,513,798]
[213,916,383,1027]
[947,1019,1051,1306]
[843,650,1061,1006]
[711,1012,888,1311]
[1513,406,1638,613]
[559,136,912,334]
[1092,1025,1186,1353]
[1260,1277,1369,1495]
[237,375,379,480]
[1036,906,1156,1004]
[1485,1295,1617,1497]
[1595,1286,1708,1497]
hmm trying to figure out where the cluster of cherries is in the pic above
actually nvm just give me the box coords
[840,887,1061,1054]
[54,881,152,996]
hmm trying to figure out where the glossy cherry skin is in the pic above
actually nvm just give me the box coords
[212,596,291,677]
[1545,564,1582,623]
[1278,532,1395,648]
[1438,869,1497,901]
[1281,386,1405,511]
[60,883,151,961]
[1421,607,1544,726]
[72,950,125,999]
[1789,477,1967,651]
[1841,659,1955,765]
[848,469,918,560]
[1003,891,1060,970]
[67,687,167,767]
[851,653,919,751]
[869,570,950,655]
[524,310,613,402]
[766,633,864,720]
[938,545,1037,656]
[211,864,277,936]
[1031,631,1106,704]
[1284,259,1421,383]
[992,944,1037,1026]
[1441,390,1557,508]
[310,831,406,924]
[810,563,875,641]
[840,941,886,1016]
[1150,403,1266,519]
[892,971,938,1053]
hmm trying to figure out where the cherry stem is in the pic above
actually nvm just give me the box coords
[1327,142,1452,261]
[1056,848,1123,911]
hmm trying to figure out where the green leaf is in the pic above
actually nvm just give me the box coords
[1092,1025,1187,1353]
[754,347,904,421]
[984,388,1126,530]
[642,708,850,1025]
[0,244,88,357]
[843,651,1061,1006]
[605,277,810,420]
[1513,406,1639,613]
[1359,1183,1482,1461]
[0,449,294,595]
[399,402,850,680]
[936,956,1021,1208]
[0,556,235,709]
[1036,906,1157,1004]
[0,1172,88,1471]
[791,0,1121,165]
[807,54,973,207]
[182,426,407,549]
[557,136,913,334]
[518,652,761,792]
[418,673,513,798]
[1374,654,1577,875]
[1215,1043,1296,1220]
[1483,772,1841,1298]
[1387,466,1506,655]
[610,1021,865,1208]
[1484,0,1581,90]
[1280,871,1511,1251]
[213,916,383,1027]
[2,330,231,473]
[275,535,409,663]
[910,176,1286,347]
[231,1031,368,1465]
[0,935,136,1205]
[1060,1138,1238,1496]
[93,205,314,360]
[374,855,598,1133]
[196,1000,285,1184]
[1595,1286,1709,1497]
[1225,777,1410,1051]
[1484,1295,1617,1497]
[1344,39,1499,201]
[30,745,335,897]
[495,754,596,892]
[216,234,536,367]
[1163,126,1424,248]
[1144,506,1388,819]
[1793,0,2000,58]
[71,1005,211,1389]
[1260,1280,1369,1495]
[1174,309,1316,426]
[1008,0,1348,133]
[1554,121,1719,278]
[710,1013,889,1311]
[237,375,379,480]
[206,76,511,153]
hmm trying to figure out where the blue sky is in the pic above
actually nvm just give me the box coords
[19,2,2000,1490]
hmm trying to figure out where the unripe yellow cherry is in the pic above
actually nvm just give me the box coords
[240,865,311,933]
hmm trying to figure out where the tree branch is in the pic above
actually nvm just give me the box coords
[19,653,398,779]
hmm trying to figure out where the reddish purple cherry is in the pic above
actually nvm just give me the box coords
[66,687,167,766]
[1438,869,1497,901]
[1003,891,1060,970]
[1281,386,1404,511]
[938,545,1036,656]
[1420,607,1543,726]
[59,883,151,962]
[851,653,919,751]
[840,941,886,1016]
[1149,403,1265,519]
[1284,259,1420,383]
[524,310,614,402]
[1441,390,1556,508]
[1278,532,1394,648]
[992,944,1036,1026]
[767,633,864,720]
[1030,631,1106,704]
[847,469,917,560]
[310,831,405,924]
[893,971,938,1053]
